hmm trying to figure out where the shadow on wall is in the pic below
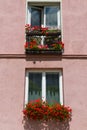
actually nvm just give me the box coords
[23,119,70,130]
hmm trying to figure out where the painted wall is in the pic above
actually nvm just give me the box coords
[0,0,87,130]
[0,0,25,54]
[0,58,87,130]
[63,0,87,54]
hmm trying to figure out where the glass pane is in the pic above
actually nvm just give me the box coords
[28,73,42,101]
[46,7,58,27]
[46,73,60,104]
[31,8,41,26]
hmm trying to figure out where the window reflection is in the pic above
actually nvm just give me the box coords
[46,7,58,27]
[46,73,60,104]
[28,73,42,101]
[31,8,41,26]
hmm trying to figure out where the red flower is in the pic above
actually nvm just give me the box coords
[38,44,48,49]
[32,26,40,31]
[23,109,28,115]
[41,27,48,33]
[23,99,72,121]
[24,42,28,48]
[58,41,64,48]
[25,24,31,31]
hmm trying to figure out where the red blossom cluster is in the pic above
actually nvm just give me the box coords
[24,40,49,50]
[38,44,48,49]
[25,24,48,33]
[24,41,64,50]
[25,24,31,31]
[23,99,72,121]
[24,40,64,50]
[52,41,64,50]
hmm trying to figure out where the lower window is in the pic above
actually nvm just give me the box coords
[25,70,63,105]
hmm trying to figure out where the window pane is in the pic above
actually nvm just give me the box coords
[46,7,58,27]
[46,73,60,104]
[28,73,42,101]
[31,8,41,26]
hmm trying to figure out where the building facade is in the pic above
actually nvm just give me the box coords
[0,0,87,130]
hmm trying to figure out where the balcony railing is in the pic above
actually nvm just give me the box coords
[24,25,64,54]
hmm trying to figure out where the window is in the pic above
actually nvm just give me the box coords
[25,70,63,105]
[24,2,64,54]
[25,2,63,53]
[27,3,61,29]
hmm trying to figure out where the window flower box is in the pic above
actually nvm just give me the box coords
[23,99,72,121]
[24,24,64,54]
[25,49,63,55]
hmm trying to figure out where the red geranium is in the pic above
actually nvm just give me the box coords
[52,41,64,50]
[23,99,72,121]
[25,24,64,52]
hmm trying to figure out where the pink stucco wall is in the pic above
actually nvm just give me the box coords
[0,0,87,130]
[0,58,87,130]
[63,0,87,54]
[0,0,25,54]
[0,59,25,130]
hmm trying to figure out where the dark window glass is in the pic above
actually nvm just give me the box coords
[28,73,42,101]
[46,7,58,27]
[46,72,60,104]
[31,8,41,26]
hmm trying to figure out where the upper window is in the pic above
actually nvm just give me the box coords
[27,3,61,29]
[25,70,63,105]
[25,2,64,54]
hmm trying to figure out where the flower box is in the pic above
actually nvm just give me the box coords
[23,99,72,121]
[24,24,64,55]
[25,49,64,55]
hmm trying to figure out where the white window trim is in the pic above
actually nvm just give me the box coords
[25,70,63,105]
[25,71,29,105]
[42,72,46,102]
